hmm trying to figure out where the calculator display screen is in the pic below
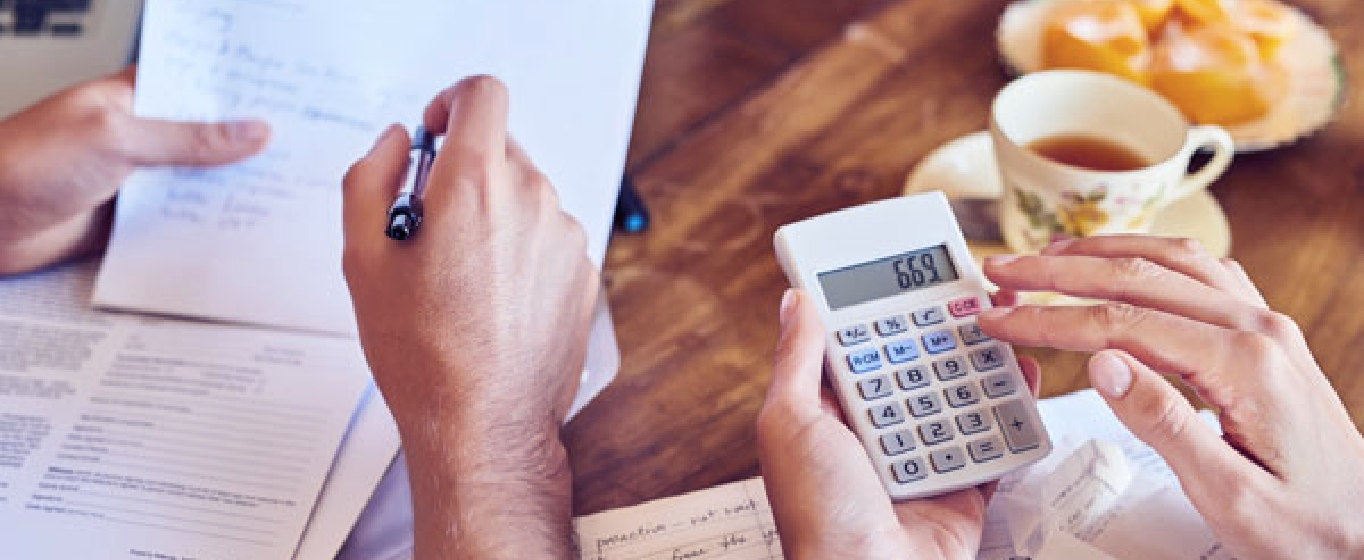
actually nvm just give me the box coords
[817,244,959,310]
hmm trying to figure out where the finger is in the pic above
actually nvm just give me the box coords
[118,116,271,167]
[1087,350,1269,505]
[1041,236,1252,301]
[1219,258,1268,308]
[342,125,410,246]
[767,289,829,417]
[979,304,1243,411]
[990,289,1019,308]
[984,254,1258,333]
[421,77,509,203]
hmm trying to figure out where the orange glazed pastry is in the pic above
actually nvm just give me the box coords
[1172,0,1233,25]
[1127,0,1176,30]
[1149,22,1286,125]
[1042,0,1152,83]
[1232,0,1298,60]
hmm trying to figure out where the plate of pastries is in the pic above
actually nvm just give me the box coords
[999,0,1343,151]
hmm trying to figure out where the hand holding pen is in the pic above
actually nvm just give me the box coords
[386,127,437,240]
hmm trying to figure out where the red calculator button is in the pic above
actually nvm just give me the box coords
[948,296,981,318]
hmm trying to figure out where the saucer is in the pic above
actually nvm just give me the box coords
[904,131,1232,303]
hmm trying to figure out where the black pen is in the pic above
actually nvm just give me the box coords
[613,175,650,234]
[386,126,436,241]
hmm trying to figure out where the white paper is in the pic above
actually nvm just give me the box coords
[94,0,654,335]
[0,261,370,560]
[294,385,400,560]
[574,478,783,560]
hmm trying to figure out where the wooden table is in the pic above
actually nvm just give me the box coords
[564,0,1364,516]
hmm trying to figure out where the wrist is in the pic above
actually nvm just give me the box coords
[401,418,576,559]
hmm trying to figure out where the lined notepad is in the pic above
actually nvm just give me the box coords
[574,478,783,560]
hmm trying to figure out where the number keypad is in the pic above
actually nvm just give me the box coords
[832,291,1040,491]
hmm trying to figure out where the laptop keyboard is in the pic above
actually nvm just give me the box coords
[0,0,92,36]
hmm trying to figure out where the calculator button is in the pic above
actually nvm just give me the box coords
[911,306,945,326]
[958,323,990,345]
[891,457,927,483]
[956,411,992,435]
[874,315,909,337]
[930,446,967,473]
[968,436,1006,463]
[921,329,957,355]
[847,347,883,373]
[907,392,943,418]
[981,372,1018,398]
[932,357,967,381]
[918,420,954,446]
[895,366,931,391]
[869,402,906,428]
[883,340,920,364]
[948,296,982,318]
[994,400,1042,452]
[837,324,872,347]
[880,429,916,456]
[969,345,1006,372]
[944,383,980,408]
[857,375,893,401]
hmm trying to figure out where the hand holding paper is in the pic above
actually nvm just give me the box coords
[0,67,267,275]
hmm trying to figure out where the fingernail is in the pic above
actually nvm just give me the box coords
[981,306,1014,320]
[1042,238,1074,255]
[1090,352,1133,399]
[224,119,270,142]
[779,289,798,326]
[986,255,1020,267]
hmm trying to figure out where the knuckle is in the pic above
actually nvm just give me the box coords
[1112,257,1160,281]
[1218,257,1244,273]
[1090,302,1146,332]
[1248,310,1300,342]
[1232,330,1279,365]
[1170,237,1206,259]
[1140,391,1191,445]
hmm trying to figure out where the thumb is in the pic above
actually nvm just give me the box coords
[1088,350,1257,499]
[119,116,271,167]
[767,289,828,413]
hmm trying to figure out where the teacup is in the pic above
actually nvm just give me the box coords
[990,70,1235,254]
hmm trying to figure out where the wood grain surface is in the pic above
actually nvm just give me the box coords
[564,0,1364,516]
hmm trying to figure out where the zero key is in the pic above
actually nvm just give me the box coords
[947,296,982,318]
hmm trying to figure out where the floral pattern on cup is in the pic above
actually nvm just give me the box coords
[1011,182,1168,250]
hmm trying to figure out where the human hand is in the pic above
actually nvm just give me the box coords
[756,289,1040,560]
[342,76,598,558]
[979,235,1364,559]
[0,66,269,274]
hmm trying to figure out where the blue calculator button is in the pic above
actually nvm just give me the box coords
[921,329,957,354]
[883,340,920,364]
[847,347,883,373]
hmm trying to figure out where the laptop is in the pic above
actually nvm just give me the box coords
[0,0,143,118]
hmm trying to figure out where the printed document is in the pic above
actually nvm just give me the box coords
[0,261,371,559]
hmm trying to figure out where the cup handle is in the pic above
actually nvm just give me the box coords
[1165,125,1235,204]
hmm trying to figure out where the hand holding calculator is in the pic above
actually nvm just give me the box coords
[774,191,1051,499]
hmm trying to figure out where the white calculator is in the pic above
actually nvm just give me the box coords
[774,191,1051,499]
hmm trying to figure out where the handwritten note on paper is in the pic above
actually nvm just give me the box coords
[574,478,783,560]
[95,0,653,334]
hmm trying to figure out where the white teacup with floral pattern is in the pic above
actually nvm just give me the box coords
[991,70,1235,254]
